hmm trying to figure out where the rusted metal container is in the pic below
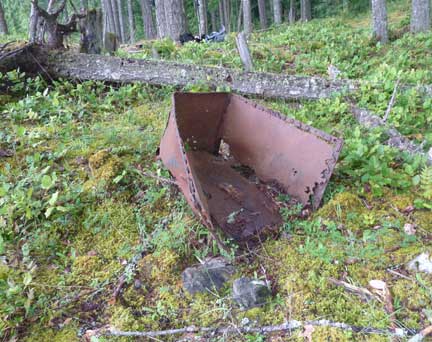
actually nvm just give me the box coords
[159,93,343,245]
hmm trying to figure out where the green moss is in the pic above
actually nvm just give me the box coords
[316,192,367,231]
[23,324,78,342]
[84,149,123,191]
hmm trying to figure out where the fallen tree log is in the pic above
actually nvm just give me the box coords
[19,46,357,100]
[351,104,432,165]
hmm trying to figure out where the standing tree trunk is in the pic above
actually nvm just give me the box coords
[273,0,282,24]
[0,0,9,35]
[29,3,39,42]
[411,0,430,33]
[289,0,296,24]
[300,0,311,21]
[142,0,156,39]
[111,0,122,41]
[242,0,252,35]
[80,0,88,11]
[164,0,187,41]
[218,0,225,28]
[371,0,388,43]
[223,0,230,32]
[237,0,243,31]
[258,0,267,29]
[210,9,217,31]
[127,0,135,43]
[198,0,208,36]
[104,0,116,34]
[116,0,126,43]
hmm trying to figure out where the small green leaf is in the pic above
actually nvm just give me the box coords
[41,175,53,190]
[23,272,32,287]
[45,206,54,218]
[48,191,59,206]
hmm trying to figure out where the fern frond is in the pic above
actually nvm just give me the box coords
[420,166,432,200]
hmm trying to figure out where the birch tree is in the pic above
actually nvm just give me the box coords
[273,0,282,25]
[258,0,267,29]
[242,0,252,35]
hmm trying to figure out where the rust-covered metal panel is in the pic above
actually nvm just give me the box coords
[159,92,343,245]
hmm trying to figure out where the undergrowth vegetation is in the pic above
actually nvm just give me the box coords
[1,2,432,340]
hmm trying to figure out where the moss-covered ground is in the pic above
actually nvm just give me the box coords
[1,1,432,341]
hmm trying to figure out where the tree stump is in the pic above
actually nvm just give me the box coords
[104,32,118,55]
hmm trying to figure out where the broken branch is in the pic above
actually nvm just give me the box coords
[383,78,400,123]
[328,277,376,302]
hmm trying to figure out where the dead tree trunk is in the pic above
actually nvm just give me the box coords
[0,0,9,35]
[20,47,356,100]
[80,9,103,54]
[258,0,267,29]
[31,0,85,49]
[273,0,282,24]
[300,0,311,21]
[242,0,252,35]
[411,0,430,33]
[127,0,135,43]
[371,0,388,43]
[236,32,253,71]
[198,0,208,36]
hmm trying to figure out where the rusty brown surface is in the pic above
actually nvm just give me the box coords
[159,92,343,244]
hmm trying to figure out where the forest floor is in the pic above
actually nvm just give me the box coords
[1,1,432,341]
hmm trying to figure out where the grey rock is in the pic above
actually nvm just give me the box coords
[182,257,235,295]
[407,252,432,274]
[233,277,271,309]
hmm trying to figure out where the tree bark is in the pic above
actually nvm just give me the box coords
[300,0,311,21]
[236,32,253,71]
[127,0,135,43]
[111,0,122,41]
[29,3,39,42]
[258,0,267,29]
[289,0,296,24]
[198,0,208,36]
[0,0,9,35]
[154,0,166,38]
[411,0,430,33]
[80,0,88,11]
[371,0,388,43]
[218,0,225,28]
[210,9,217,31]
[22,47,356,100]
[242,0,252,35]
[104,0,116,34]
[237,0,243,31]
[164,0,187,41]
[223,0,230,32]
[80,8,103,54]
[273,0,282,25]
[116,0,126,43]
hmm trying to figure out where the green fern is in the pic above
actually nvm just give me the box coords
[420,166,432,200]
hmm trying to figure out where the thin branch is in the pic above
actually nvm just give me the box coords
[328,277,376,302]
[383,78,400,123]
[408,325,432,342]
[84,320,414,339]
